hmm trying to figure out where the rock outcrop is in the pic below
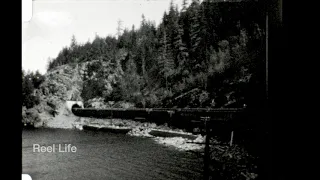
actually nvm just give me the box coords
[21,61,118,128]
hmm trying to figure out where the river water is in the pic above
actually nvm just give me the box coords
[22,128,203,180]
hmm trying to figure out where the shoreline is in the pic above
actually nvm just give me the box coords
[24,117,206,152]
[23,117,258,179]
[78,118,206,152]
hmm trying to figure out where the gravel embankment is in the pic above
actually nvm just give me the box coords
[72,117,205,151]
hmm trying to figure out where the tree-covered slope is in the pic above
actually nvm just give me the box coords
[44,0,266,109]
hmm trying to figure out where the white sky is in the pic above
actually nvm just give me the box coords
[22,0,188,74]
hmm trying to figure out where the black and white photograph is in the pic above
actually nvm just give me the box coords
[22,0,273,179]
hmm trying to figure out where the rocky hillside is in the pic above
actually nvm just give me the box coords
[22,0,266,128]
[22,60,121,128]
[21,58,249,128]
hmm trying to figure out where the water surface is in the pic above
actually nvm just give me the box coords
[22,128,203,180]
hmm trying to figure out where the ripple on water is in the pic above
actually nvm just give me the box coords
[22,128,203,180]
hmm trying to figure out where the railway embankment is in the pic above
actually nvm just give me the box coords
[71,117,206,151]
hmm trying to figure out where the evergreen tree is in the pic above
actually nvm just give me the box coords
[45,0,266,110]
[120,58,142,102]
[116,19,123,39]
[70,34,77,51]
[181,0,189,12]
[157,23,175,91]
[174,20,189,80]
[22,70,44,108]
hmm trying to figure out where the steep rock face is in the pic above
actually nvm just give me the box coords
[22,60,119,128]
[21,64,82,128]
